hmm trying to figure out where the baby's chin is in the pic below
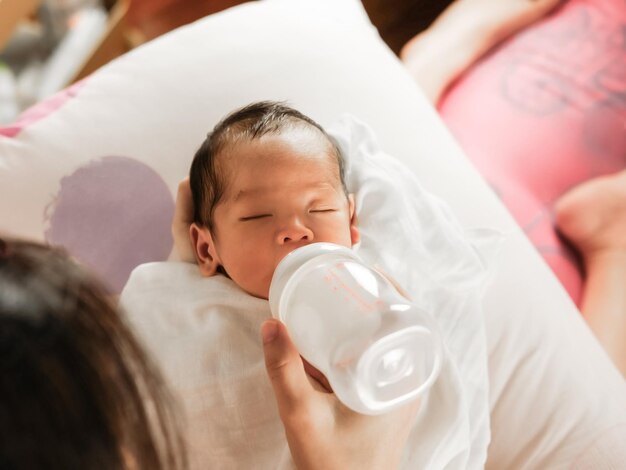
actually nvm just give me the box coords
[240,281,271,300]
[222,267,272,300]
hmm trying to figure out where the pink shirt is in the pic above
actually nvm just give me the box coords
[440,0,626,305]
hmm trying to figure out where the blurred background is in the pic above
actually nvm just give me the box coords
[0,0,455,125]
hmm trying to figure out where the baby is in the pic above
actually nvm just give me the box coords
[188,101,360,299]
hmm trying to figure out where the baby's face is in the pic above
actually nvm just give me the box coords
[198,128,358,299]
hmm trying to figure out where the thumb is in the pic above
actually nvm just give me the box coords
[261,319,311,418]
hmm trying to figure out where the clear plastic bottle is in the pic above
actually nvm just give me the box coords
[269,242,443,415]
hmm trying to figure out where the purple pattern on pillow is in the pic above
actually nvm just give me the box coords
[44,156,175,293]
[0,79,87,139]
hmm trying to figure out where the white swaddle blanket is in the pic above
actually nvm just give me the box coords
[120,116,494,469]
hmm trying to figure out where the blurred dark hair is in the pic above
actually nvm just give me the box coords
[189,100,348,231]
[0,238,186,470]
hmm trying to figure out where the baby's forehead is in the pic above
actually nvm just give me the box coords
[220,130,341,179]
[233,125,334,155]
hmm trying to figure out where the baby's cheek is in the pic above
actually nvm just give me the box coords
[234,252,274,298]
[321,223,353,247]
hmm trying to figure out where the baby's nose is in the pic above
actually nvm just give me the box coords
[276,220,314,245]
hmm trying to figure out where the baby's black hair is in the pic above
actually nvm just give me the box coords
[189,101,347,231]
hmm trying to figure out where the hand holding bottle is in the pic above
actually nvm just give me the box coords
[261,319,419,470]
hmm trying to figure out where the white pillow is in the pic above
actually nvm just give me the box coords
[1,0,625,467]
[121,115,494,469]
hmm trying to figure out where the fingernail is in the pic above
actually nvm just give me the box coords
[261,320,278,344]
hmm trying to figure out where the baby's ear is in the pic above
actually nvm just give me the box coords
[190,223,222,277]
[348,194,360,246]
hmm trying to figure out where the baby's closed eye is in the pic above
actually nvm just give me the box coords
[239,214,271,221]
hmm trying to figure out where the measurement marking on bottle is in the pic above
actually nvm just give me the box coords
[327,265,376,313]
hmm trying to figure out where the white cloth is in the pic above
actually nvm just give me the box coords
[120,116,493,469]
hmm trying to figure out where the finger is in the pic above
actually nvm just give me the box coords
[173,179,192,226]
[172,178,196,262]
[261,319,313,417]
[176,178,194,222]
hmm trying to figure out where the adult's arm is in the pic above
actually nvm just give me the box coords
[400,0,562,104]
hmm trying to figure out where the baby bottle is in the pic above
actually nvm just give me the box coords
[269,242,443,415]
